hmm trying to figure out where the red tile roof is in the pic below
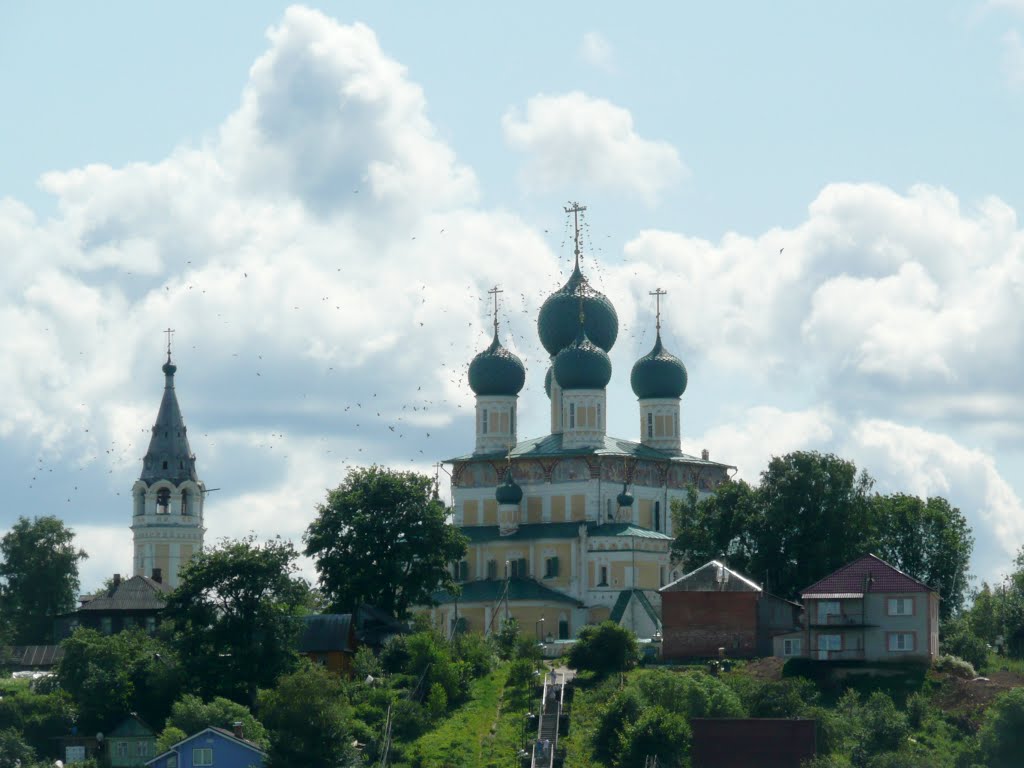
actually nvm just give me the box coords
[801,554,935,598]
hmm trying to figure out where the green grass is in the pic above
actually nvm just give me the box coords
[394,664,536,768]
[987,652,1024,676]
[558,672,622,768]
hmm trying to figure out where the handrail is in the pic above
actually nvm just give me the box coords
[530,671,563,768]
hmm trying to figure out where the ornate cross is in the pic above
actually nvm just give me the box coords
[164,327,175,360]
[649,288,667,332]
[487,285,503,335]
[564,201,587,268]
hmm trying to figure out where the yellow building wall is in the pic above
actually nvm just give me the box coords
[551,496,566,522]
[638,499,652,528]
[611,562,628,589]
[483,499,498,525]
[588,560,596,587]
[464,500,479,526]
[590,606,611,623]
[636,561,661,589]
[526,496,542,523]
[571,494,586,521]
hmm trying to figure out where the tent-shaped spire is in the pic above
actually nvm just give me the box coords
[140,352,197,485]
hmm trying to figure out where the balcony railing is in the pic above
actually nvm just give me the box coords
[809,648,866,661]
[811,613,867,627]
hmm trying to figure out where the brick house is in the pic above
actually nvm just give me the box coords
[659,560,802,659]
[783,554,939,663]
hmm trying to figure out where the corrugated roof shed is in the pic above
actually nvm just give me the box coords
[298,614,354,653]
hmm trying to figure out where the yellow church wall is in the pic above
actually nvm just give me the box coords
[636,561,661,589]
[590,606,611,623]
[551,496,566,522]
[638,499,652,528]
[526,496,542,523]
[483,499,498,525]
[571,494,586,520]
[611,562,627,589]
[464,500,479,526]
[588,560,596,587]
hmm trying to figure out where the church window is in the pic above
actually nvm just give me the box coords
[510,557,529,578]
[156,488,170,515]
[647,413,653,438]
[569,403,575,429]
[487,559,498,580]
[481,409,488,434]
[510,409,515,434]
[654,501,661,532]
[606,498,613,520]
[598,565,608,586]
[181,490,189,516]
[457,560,469,582]
[559,617,570,640]
[544,556,559,578]
[597,403,602,428]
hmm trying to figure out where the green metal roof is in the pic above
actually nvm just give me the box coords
[537,263,619,355]
[446,432,731,467]
[140,356,198,485]
[434,577,582,606]
[588,524,672,541]
[630,332,687,399]
[468,331,525,396]
[462,522,583,543]
[554,327,612,390]
[609,589,661,626]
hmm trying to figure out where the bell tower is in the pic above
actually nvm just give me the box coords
[130,330,206,588]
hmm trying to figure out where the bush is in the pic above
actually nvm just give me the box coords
[452,631,497,677]
[933,654,977,679]
[978,687,1024,767]
[594,689,642,763]
[745,678,819,718]
[634,669,745,719]
[940,620,988,672]
[506,658,537,690]
[567,622,640,676]
[615,706,690,768]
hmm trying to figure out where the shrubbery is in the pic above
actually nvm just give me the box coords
[933,653,977,679]
[567,621,639,676]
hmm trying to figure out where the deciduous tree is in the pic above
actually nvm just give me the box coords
[163,536,310,708]
[304,466,467,618]
[0,516,87,644]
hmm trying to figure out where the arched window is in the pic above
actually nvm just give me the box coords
[181,489,189,516]
[156,488,170,515]
[654,501,661,532]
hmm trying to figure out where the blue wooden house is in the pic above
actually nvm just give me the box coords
[145,726,265,768]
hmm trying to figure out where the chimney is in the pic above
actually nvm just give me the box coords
[232,721,244,739]
[701,448,710,461]
[151,568,162,584]
[113,574,121,590]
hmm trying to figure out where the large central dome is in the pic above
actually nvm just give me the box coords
[537,264,618,356]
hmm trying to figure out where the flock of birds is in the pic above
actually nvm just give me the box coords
[20,210,694,523]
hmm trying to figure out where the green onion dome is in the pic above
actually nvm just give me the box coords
[468,332,526,396]
[544,366,553,399]
[554,326,612,390]
[617,485,634,508]
[630,333,688,399]
[537,264,618,355]
[495,470,523,505]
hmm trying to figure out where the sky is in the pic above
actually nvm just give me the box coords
[3,2,1024,595]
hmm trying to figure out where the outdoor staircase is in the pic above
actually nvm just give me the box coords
[529,670,571,768]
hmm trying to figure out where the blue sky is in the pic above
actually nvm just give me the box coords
[3,2,1024,594]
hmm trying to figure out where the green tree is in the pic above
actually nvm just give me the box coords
[594,689,642,764]
[0,516,87,643]
[872,494,973,618]
[0,683,74,759]
[979,686,1024,767]
[158,694,267,748]
[56,628,179,731]
[567,622,640,676]
[615,707,690,768]
[0,727,39,768]
[259,660,358,768]
[304,466,467,618]
[163,536,310,708]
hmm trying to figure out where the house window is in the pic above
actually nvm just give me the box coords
[816,601,841,623]
[136,741,149,757]
[100,617,113,635]
[817,634,841,653]
[193,748,214,766]
[888,632,915,652]
[544,557,559,579]
[167,757,178,768]
[146,616,157,634]
[116,742,129,758]
[783,638,802,656]
[598,566,608,586]
[887,597,914,616]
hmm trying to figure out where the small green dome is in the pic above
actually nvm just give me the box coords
[537,264,618,356]
[495,470,523,505]
[630,333,687,399]
[544,366,553,399]
[554,327,612,390]
[468,332,525,396]
[617,484,634,508]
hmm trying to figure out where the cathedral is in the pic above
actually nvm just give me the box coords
[430,206,733,639]
[129,342,205,588]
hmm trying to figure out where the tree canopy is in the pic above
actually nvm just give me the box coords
[304,465,467,618]
[672,450,972,612]
[162,536,310,708]
[0,516,87,644]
